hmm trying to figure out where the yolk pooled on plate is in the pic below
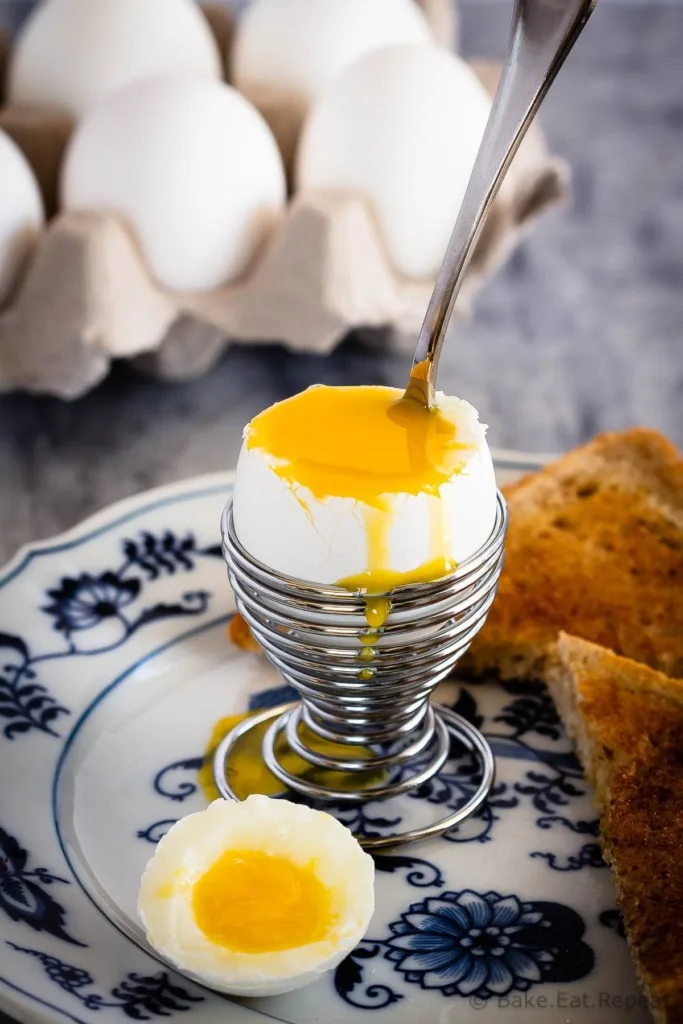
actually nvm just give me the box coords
[192,848,335,954]
[245,385,468,615]
[200,713,387,802]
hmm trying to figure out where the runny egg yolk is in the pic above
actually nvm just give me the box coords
[246,385,467,612]
[191,849,335,954]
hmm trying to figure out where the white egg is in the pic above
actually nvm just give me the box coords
[297,44,492,280]
[233,0,432,109]
[62,75,286,293]
[233,386,498,587]
[0,129,44,307]
[138,796,375,997]
[9,0,221,120]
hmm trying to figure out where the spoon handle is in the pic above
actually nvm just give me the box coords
[406,0,597,408]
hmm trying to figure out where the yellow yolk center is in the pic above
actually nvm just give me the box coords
[246,385,467,605]
[192,849,335,954]
[246,385,464,506]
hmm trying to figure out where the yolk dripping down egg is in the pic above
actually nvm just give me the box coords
[233,385,498,618]
[138,796,375,996]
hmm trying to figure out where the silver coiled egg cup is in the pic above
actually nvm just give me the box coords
[214,493,507,848]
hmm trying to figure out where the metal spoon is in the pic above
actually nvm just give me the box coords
[404,0,598,409]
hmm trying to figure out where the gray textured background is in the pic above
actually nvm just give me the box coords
[0,0,682,568]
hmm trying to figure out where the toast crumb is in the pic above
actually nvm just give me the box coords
[548,634,683,1024]
[228,612,261,654]
[464,428,683,680]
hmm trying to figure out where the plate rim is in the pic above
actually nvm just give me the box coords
[0,472,233,590]
[0,449,552,584]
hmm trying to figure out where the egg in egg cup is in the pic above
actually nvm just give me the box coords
[215,385,507,849]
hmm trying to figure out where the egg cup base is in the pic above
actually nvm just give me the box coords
[212,700,495,850]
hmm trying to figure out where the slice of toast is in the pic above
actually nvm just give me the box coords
[464,428,683,681]
[549,633,683,1024]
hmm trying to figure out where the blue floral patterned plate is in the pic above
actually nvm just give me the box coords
[0,455,650,1024]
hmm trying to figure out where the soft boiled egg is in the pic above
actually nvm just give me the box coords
[9,0,221,121]
[138,796,375,996]
[62,74,286,293]
[233,385,498,602]
[0,129,44,307]
[297,44,491,280]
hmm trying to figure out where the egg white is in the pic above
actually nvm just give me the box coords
[233,388,498,586]
[138,796,375,997]
[62,74,286,293]
[234,0,432,106]
[0,130,44,307]
[9,0,221,120]
[297,43,491,280]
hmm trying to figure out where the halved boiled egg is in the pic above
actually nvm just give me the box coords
[138,795,375,996]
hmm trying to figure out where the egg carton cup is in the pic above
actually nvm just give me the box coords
[0,11,568,399]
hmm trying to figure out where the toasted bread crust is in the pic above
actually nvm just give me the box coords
[548,634,683,1024]
[228,612,262,654]
[464,428,683,680]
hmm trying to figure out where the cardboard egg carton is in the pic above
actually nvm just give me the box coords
[0,2,568,399]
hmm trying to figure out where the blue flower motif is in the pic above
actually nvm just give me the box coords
[37,953,92,991]
[385,890,553,998]
[43,573,140,634]
[8,944,204,1018]
[336,888,594,1008]
[0,826,83,946]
